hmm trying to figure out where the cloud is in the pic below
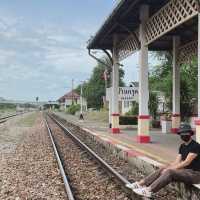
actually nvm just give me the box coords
[0,13,96,101]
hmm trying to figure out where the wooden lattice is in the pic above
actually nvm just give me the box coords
[145,0,198,45]
[117,31,140,61]
[177,40,197,64]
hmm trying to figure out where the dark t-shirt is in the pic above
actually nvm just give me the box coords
[179,140,200,171]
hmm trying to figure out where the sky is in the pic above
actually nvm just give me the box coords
[0,0,158,101]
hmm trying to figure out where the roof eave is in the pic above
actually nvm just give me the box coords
[87,0,127,50]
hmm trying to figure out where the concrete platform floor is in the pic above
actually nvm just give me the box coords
[54,112,186,164]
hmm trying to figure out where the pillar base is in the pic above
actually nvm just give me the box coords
[195,119,200,143]
[171,128,179,134]
[137,115,150,143]
[137,135,151,143]
[171,114,180,134]
[112,128,120,134]
[111,113,120,134]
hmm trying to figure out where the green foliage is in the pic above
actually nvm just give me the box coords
[149,92,159,120]
[149,52,172,110]
[76,56,125,109]
[0,103,16,110]
[150,52,197,118]
[119,116,138,125]
[125,102,139,116]
[179,58,197,119]
[66,104,80,115]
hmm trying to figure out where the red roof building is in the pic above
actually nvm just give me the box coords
[58,90,80,103]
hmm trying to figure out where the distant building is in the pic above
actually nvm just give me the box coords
[58,90,87,111]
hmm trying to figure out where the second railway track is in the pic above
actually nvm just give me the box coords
[0,112,28,124]
[45,114,140,200]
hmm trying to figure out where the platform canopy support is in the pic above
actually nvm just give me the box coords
[137,4,151,143]
[172,36,181,134]
[111,35,120,134]
[196,13,200,143]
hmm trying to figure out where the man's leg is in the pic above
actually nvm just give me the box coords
[140,169,163,186]
[150,169,200,193]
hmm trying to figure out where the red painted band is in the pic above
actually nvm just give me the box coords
[171,128,179,134]
[112,128,120,134]
[137,135,151,143]
[112,113,120,116]
[172,114,180,117]
[138,115,150,119]
[195,120,200,125]
[191,114,198,117]
[125,150,144,157]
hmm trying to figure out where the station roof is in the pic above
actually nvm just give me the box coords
[87,0,198,51]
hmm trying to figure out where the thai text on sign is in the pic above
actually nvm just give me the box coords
[106,87,139,101]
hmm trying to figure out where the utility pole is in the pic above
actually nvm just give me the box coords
[72,79,74,105]
[79,81,84,120]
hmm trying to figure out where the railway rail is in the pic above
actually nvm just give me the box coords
[45,113,143,200]
[0,112,25,124]
[48,113,179,200]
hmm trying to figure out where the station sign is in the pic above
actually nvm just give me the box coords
[106,87,139,102]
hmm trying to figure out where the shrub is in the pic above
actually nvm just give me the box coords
[67,104,80,115]
[119,115,138,125]
[151,120,161,128]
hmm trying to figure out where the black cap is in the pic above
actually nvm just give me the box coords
[177,123,194,135]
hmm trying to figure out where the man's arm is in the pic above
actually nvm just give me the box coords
[169,153,197,170]
[170,154,182,166]
[160,154,181,171]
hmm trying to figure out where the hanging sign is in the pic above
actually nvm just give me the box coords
[106,87,139,102]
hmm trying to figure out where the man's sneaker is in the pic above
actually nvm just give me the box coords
[133,187,152,198]
[126,182,141,190]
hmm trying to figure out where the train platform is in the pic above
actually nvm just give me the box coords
[54,112,183,165]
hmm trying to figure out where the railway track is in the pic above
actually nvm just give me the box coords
[0,112,29,124]
[45,113,144,200]
[0,113,19,124]
[48,113,179,200]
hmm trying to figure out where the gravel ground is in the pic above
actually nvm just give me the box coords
[0,113,31,154]
[48,117,131,200]
[0,113,67,200]
[52,114,178,200]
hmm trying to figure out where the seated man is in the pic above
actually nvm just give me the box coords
[126,123,200,198]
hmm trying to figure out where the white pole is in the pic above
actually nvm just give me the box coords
[137,4,150,143]
[81,83,83,114]
[172,36,180,133]
[111,35,120,133]
[198,13,200,118]
[196,13,200,143]
[139,5,149,116]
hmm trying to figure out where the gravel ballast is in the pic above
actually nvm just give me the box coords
[0,113,67,200]
[52,114,178,200]
[47,116,131,200]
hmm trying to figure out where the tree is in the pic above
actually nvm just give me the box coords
[149,92,159,120]
[149,52,197,119]
[76,56,125,109]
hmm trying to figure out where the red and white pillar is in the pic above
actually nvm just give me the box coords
[137,5,150,143]
[171,36,181,133]
[111,35,120,133]
[196,13,200,143]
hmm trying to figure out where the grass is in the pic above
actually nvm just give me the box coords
[0,108,16,117]
[84,110,109,123]
[17,112,37,127]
